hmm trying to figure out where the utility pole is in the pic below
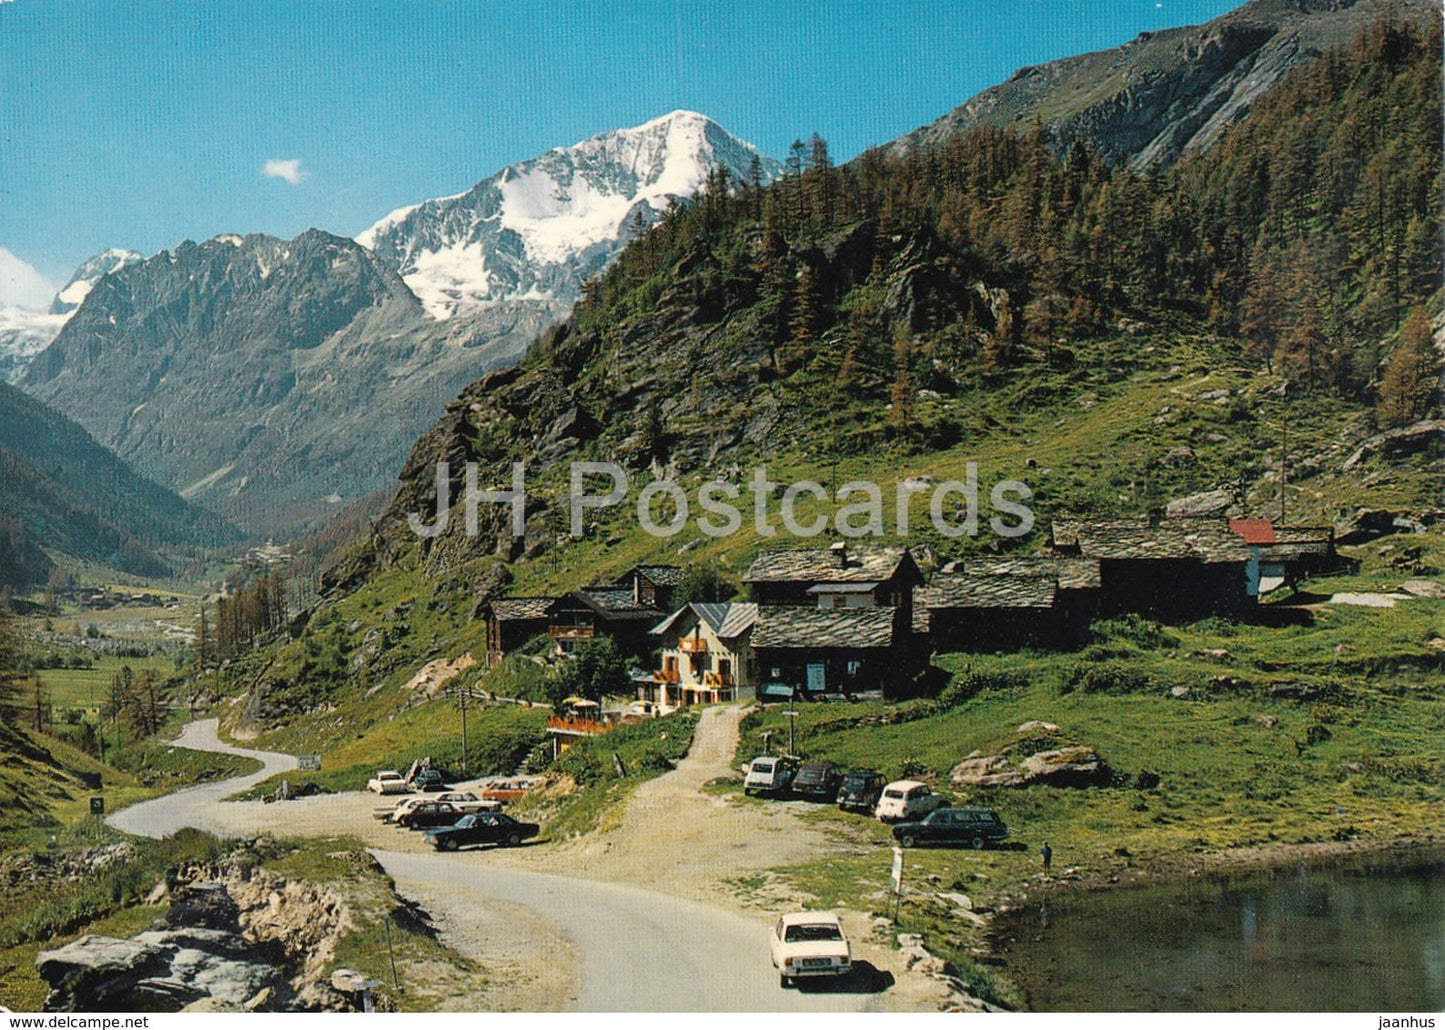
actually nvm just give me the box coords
[1280,380,1290,525]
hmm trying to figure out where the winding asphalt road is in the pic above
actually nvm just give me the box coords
[106,718,298,838]
[108,719,881,1012]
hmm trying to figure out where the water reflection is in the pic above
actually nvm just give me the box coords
[995,852,1445,1011]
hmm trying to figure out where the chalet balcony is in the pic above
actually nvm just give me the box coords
[653,668,680,683]
[703,672,735,688]
[549,624,596,640]
[546,715,605,736]
[677,637,708,653]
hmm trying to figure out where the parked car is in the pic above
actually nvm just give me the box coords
[791,762,841,801]
[835,770,887,813]
[426,811,540,851]
[874,779,944,822]
[769,911,852,988]
[396,800,467,830]
[367,770,408,795]
[479,776,538,803]
[744,755,798,796]
[892,807,1010,849]
[434,792,503,814]
[410,768,447,792]
[376,796,427,822]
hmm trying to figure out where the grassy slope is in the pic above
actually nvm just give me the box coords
[215,330,1440,842]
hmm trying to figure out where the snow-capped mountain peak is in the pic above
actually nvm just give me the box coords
[358,111,781,320]
[51,247,144,314]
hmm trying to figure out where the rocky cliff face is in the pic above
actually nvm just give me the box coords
[898,0,1432,168]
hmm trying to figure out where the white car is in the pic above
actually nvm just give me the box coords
[874,779,944,822]
[769,911,852,987]
[366,770,408,795]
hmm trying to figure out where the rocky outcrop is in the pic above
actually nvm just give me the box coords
[35,845,368,1013]
[1341,420,1444,471]
[951,723,1114,788]
[1333,507,1401,545]
[897,0,1434,169]
[948,754,1026,788]
[1167,488,1237,518]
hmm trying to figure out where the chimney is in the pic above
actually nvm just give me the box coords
[829,540,848,568]
[633,571,641,606]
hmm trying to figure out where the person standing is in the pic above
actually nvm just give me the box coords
[1041,841,1053,874]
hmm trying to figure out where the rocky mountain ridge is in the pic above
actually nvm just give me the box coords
[898,0,1434,167]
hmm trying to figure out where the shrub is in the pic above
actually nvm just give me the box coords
[1063,660,1151,694]
[1091,616,1177,651]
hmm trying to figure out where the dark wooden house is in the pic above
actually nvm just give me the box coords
[545,588,664,659]
[611,564,685,611]
[744,543,923,619]
[922,573,1067,652]
[751,604,914,696]
[484,597,553,667]
[1051,517,1256,619]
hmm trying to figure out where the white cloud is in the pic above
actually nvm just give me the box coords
[262,158,308,185]
[0,246,57,309]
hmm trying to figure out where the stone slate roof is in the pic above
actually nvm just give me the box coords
[650,602,759,640]
[1273,526,1335,547]
[617,564,685,587]
[744,546,915,585]
[922,574,1058,610]
[961,555,1102,591]
[1052,517,1252,564]
[752,605,897,650]
[488,597,554,622]
[561,589,663,621]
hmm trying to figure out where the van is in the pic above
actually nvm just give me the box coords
[874,779,944,822]
[744,755,797,796]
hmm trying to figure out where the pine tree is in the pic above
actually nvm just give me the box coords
[196,603,212,671]
[1377,308,1440,427]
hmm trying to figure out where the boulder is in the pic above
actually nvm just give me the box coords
[133,929,287,1010]
[1016,721,1059,733]
[1270,681,1320,700]
[1161,445,1197,468]
[36,935,173,1012]
[950,753,1026,788]
[1399,579,1445,598]
[1166,489,1235,517]
[1020,746,1112,787]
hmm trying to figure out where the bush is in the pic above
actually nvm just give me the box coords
[939,667,1027,707]
[1063,660,1151,694]
[1091,616,1177,651]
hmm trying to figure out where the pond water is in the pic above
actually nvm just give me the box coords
[992,850,1445,1011]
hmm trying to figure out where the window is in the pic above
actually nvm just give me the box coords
[784,923,844,943]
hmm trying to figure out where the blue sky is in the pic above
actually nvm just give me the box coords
[1,0,1242,291]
